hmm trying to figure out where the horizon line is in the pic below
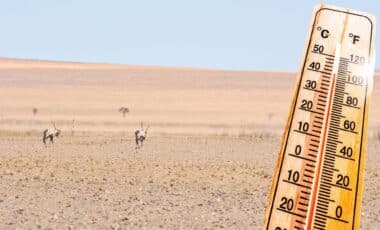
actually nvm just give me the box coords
[0,57,379,74]
[0,56,298,73]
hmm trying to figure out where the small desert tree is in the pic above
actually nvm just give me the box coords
[118,107,130,118]
[32,107,38,116]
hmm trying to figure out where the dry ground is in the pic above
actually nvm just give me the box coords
[0,59,379,229]
[0,132,379,229]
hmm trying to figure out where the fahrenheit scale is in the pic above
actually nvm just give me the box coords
[263,4,376,230]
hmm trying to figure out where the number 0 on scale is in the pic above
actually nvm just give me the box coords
[264,4,376,230]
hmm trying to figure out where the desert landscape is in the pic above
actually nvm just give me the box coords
[0,58,379,229]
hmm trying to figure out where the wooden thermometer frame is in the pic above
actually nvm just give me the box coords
[263,4,376,230]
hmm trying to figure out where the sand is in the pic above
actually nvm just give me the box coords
[0,58,379,229]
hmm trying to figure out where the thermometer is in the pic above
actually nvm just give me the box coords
[263,4,376,230]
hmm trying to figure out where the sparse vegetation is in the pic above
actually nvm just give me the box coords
[32,107,38,116]
[118,107,129,118]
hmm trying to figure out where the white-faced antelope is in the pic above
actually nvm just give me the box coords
[43,121,61,146]
[135,122,149,149]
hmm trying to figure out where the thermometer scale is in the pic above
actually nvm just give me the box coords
[263,4,376,230]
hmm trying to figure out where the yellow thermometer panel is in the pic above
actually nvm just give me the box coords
[264,4,376,230]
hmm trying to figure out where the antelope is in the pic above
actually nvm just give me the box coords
[135,122,149,149]
[43,121,61,146]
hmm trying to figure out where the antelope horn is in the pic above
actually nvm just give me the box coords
[51,121,57,129]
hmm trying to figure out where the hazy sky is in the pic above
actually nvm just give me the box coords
[0,1,378,70]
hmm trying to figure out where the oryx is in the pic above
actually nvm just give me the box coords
[43,121,61,146]
[135,122,149,149]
